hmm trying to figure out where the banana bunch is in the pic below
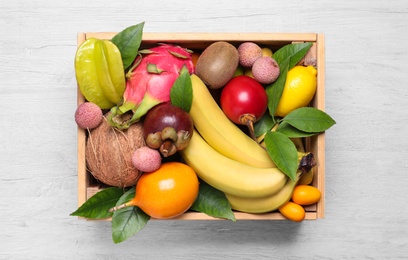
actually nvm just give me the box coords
[180,75,315,213]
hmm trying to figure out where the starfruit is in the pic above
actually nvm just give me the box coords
[108,44,194,129]
[75,38,126,109]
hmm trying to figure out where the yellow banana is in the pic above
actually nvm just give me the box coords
[291,138,305,153]
[179,130,287,198]
[190,74,276,168]
[298,167,314,185]
[225,172,301,213]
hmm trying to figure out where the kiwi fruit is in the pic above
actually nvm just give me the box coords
[195,41,239,89]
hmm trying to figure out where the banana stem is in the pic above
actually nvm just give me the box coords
[298,153,317,175]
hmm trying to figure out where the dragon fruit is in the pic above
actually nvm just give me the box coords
[108,44,194,129]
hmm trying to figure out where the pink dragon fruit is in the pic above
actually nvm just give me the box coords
[108,43,194,129]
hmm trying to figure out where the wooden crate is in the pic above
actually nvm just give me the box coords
[77,32,325,220]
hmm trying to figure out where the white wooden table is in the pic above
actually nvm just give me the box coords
[1,1,407,259]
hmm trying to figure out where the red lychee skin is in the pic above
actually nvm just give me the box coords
[252,56,280,84]
[132,146,162,173]
[238,42,263,67]
[75,102,103,129]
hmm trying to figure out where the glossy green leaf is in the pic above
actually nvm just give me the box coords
[283,107,336,133]
[170,68,193,112]
[254,113,275,138]
[111,188,150,244]
[111,22,144,70]
[273,42,313,69]
[276,121,318,138]
[264,131,298,181]
[266,58,289,117]
[70,187,124,219]
[190,181,236,222]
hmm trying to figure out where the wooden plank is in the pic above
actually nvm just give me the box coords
[316,33,326,219]
[84,32,318,42]
[76,32,88,209]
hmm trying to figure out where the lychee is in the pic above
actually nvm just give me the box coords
[132,146,162,173]
[252,56,280,84]
[238,42,263,67]
[75,102,103,129]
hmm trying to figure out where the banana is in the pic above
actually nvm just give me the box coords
[189,74,276,168]
[179,130,287,198]
[291,138,305,153]
[298,167,314,185]
[225,172,301,213]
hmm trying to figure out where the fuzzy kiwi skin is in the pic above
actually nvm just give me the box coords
[195,41,239,89]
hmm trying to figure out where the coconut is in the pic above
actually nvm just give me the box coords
[85,113,146,188]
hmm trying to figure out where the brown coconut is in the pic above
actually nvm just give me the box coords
[86,114,146,188]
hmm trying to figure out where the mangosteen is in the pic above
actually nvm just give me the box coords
[143,102,194,157]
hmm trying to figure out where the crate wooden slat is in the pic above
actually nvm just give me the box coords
[76,32,325,221]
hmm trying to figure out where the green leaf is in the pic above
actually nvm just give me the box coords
[265,58,289,117]
[70,187,124,219]
[111,22,144,70]
[254,113,275,138]
[273,42,313,69]
[170,68,193,112]
[111,188,150,244]
[190,181,236,222]
[276,121,318,138]
[283,107,336,133]
[264,131,298,181]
